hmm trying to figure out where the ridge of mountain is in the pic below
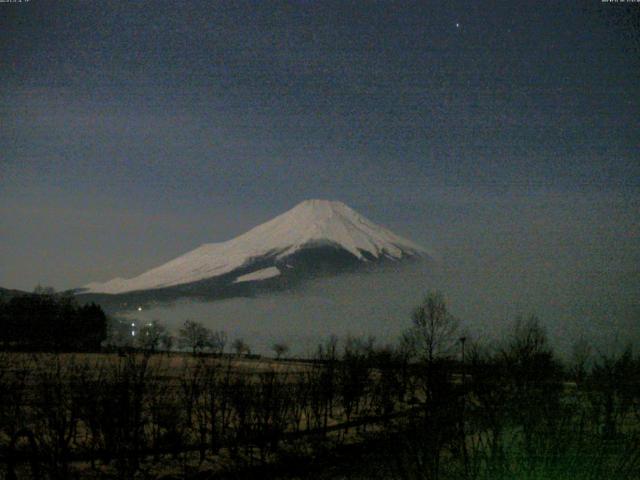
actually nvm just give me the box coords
[79,200,431,304]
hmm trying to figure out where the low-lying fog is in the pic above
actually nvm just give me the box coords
[122,258,639,359]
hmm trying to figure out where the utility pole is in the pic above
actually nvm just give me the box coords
[459,336,466,383]
[459,335,468,478]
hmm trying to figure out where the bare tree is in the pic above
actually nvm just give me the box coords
[404,291,459,363]
[232,338,250,357]
[272,342,289,360]
[338,336,371,430]
[507,314,550,359]
[210,330,227,356]
[316,334,339,360]
[502,315,562,454]
[569,337,592,385]
[589,346,635,438]
[160,331,175,354]
[137,320,167,353]
[33,284,56,296]
[104,316,134,348]
[179,320,212,356]
[315,334,340,427]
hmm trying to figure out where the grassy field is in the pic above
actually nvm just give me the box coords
[0,350,418,479]
[1,347,639,480]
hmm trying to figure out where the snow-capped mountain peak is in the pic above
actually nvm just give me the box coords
[83,200,429,295]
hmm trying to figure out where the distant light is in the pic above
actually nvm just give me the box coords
[131,331,136,337]
[137,306,142,311]
[131,323,135,327]
[456,22,460,28]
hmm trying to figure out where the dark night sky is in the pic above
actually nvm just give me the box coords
[1,1,639,350]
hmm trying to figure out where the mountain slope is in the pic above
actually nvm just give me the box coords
[81,199,430,296]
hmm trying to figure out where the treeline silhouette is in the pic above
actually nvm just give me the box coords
[0,292,638,479]
[0,288,106,351]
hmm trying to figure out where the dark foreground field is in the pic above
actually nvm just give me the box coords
[1,338,639,480]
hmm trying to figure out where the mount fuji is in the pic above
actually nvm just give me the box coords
[77,200,431,308]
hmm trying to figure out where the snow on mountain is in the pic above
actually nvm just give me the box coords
[83,199,429,294]
[233,266,281,284]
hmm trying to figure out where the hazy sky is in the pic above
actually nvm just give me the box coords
[1,1,639,350]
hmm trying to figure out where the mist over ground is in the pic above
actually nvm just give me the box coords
[5,184,636,358]
[122,192,640,361]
